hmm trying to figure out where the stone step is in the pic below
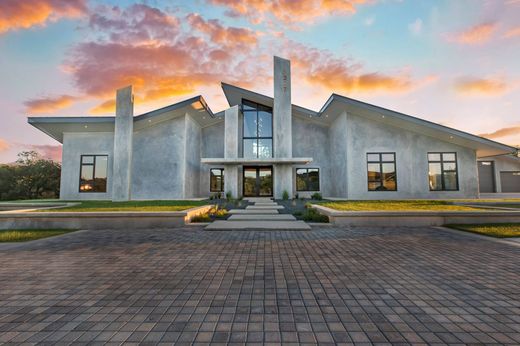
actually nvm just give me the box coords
[244,198,273,203]
[246,205,284,210]
[205,220,311,230]
[253,202,278,206]
[228,214,297,221]
[228,209,279,214]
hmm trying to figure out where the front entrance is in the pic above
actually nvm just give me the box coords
[478,161,496,193]
[243,166,273,197]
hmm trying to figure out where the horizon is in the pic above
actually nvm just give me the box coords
[1,0,519,163]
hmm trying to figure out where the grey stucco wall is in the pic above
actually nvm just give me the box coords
[200,121,225,196]
[130,117,185,199]
[327,112,348,198]
[60,132,114,200]
[292,116,331,198]
[345,113,479,199]
[184,114,202,198]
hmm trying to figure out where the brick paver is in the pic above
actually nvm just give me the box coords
[0,227,519,344]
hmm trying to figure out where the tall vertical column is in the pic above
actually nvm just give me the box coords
[273,56,293,199]
[112,86,134,201]
[224,105,239,198]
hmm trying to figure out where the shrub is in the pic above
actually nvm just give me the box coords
[311,192,323,200]
[282,190,289,200]
[302,208,328,223]
[191,214,211,222]
[226,191,232,201]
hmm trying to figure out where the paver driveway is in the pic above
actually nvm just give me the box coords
[0,227,519,345]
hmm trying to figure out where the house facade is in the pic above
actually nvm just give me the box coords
[29,56,520,201]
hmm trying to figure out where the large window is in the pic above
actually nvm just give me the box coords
[79,155,108,192]
[296,168,320,191]
[367,153,397,191]
[242,99,273,158]
[428,152,458,191]
[210,168,224,192]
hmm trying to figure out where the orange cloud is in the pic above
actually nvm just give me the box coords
[0,0,87,34]
[25,95,78,114]
[448,22,496,44]
[454,77,508,95]
[0,138,10,152]
[207,0,368,25]
[186,13,259,48]
[479,125,520,139]
[89,100,115,115]
[504,26,520,38]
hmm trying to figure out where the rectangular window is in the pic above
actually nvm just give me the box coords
[428,152,458,191]
[79,155,108,192]
[367,153,397,191]
[296,168,320,191]
[210,168,224,192]
[242,99,273,158]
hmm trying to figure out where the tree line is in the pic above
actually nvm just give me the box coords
[0,151,61,201]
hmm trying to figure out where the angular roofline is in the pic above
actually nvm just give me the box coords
[321,93,517,154]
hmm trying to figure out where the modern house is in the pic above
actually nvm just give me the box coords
[29,56,520,201]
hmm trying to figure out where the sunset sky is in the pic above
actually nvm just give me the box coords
[1,0,519,163]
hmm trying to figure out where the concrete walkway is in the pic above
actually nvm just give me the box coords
[205,198,311,230]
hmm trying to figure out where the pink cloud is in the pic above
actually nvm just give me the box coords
[454,77,508,95]
[504,26,520,38]
[24,94,78,114]
[0,138,10,152]
[25,144,62,161]
[479,125,520,139]
[0,0,87,34]
[447,22,496,45]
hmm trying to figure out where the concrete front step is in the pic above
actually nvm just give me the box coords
[253,202,278,207]
[246,205,284,210]
[228,209,279,214]
[205,220,311,230]
[228,214,297,221]
[244,198,273,203]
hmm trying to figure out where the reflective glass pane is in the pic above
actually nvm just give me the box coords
[308,168,320,191]
[442,153,456,161]
[243,111,257,137]
[296,169,307,191]
[428,153,441,161]
[243,139,256,158]
[242,100,256,111]
[243,168,256,196]
[258,110,272,137]
[382,163,396,190]
[367,153,380,162]
[443,171,458,190]
[257,139,272,158]
[443,162,457,171]
[210,169,223,192]
[381,153,395,162]
[95,156,108,179]
[429,162,442,190]
[367,163,381,181]
[258,168,273,196]
[81,165,94,181]
[368,181,381,191]
[82,155,94,164]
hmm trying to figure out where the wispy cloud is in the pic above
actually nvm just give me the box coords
[408,18,423,36]
[479,125,520,139]
[25,144,62,161]
[447,22,496,44]
[454,77,508,95]
[0,0,87,34]
[503,26,520,38]
[0,138,10,152]
[24,95,78,114]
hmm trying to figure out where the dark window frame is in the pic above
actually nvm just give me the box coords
[295,167,320,192]
[210,168,225,192]
[366,152,397,191]
[79,154,108,193]
[241,99,273,158]
[428,152,459,191]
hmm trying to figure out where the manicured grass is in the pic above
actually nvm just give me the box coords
[40,200,208,212]
[446,224,520,238]
[318,200,492,212]
[0,229,76,242]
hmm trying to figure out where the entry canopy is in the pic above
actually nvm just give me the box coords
[221,83,518,159]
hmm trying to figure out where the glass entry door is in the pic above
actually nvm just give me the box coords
[243,166,273,197]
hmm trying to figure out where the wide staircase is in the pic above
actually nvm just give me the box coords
[205,198,311,230]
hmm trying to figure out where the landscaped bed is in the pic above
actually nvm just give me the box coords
[446,223,520,238]
[318,200,498,212]
[0,229,76,242]
[36,200,209,212]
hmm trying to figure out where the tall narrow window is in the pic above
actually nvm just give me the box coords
[428,152,458,191]
[79,155,108,192]
[296,168,320,191]
[367,153,397,191]
[210,168,224,192]
[242,99,273,158]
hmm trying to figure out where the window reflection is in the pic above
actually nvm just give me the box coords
[367,153,397,191]
[242,100,273,158]
[80,155,108,192]
[428,152,458,191]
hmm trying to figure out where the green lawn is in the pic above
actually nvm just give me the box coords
[318,200,493,212]
[39,200,209,212]
[0,229,76,242]
[446,224,520,238]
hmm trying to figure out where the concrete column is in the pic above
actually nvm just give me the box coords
[273,56,292,158]
[224,106,239,159]
[112,86,134,201]
[273,56,293,198]
[224,165,239,199]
